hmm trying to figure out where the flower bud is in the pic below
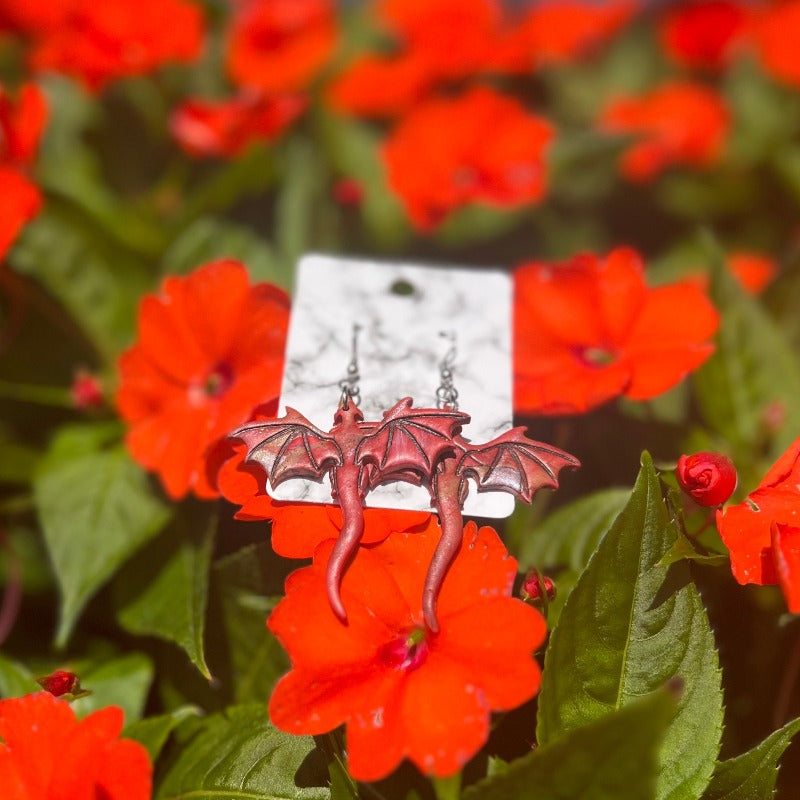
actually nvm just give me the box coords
[521,571,556,603]
[70,369,104,409]
[36,669,80,697]
[676,452,737,507]
[333,178,363,206]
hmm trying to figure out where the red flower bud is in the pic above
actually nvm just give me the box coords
[70,369,104,409]
[36,669,80,697]
[676,452,737,507]
[521,571,556,603]
[332,178,363,206]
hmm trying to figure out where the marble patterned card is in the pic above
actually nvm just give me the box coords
[272,253,514,517]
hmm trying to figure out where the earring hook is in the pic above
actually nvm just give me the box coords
[338,323,362,409]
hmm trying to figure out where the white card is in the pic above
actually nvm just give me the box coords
[272,254,514,518]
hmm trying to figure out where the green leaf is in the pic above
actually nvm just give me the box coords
[702,717,800,800]
[537,453,723,800]
[114,501,216,679]
[157,704,330,800]
[71,651,154,725]
[211,542,289,703]
[463,689,676,800]
[160,216,291,289]
[9,203,153,362]
[34,444,171,646]
[316,110,410,249]
[0,654,40,698]
[124,706,201,762]
[513,488,630,625]
[694,239,800,461]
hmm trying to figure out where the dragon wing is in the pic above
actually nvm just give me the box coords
[356,397,470,488]
[456,427,579,503]
[229,408,343,488]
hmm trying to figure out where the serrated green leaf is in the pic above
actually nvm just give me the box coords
[514,488,630,625]
[464,689,675,800]
[694,240,800,461]
[34,445,171,646]
[71,651,154,725]
[0,654,40,698]
[114,501,216,679]
[211,542,289,703]
[537,453,723,800]
[702,717,800,800]
[160,216,291,289]
[124,706,201,762]
[157,704,330,800]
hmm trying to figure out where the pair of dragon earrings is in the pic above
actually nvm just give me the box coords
[231,326,580,632]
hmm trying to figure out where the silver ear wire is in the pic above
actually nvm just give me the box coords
[436,330,459,411]
[338,323,362,408]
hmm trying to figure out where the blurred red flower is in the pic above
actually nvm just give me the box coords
[383,86,553,230]
[211,431,431,557]
[717,435,800,587]
[26,0,204,91]
[727,251,777,294]
[752,0,800,88]
[227,0,337,94]
[116,260,289,500]
[659,0,752,71]
[170,92,307,158]
[0,692,151,800]
[0,0,72,35]
[508,0,635,67]
[677,452,737,507]
[598,81,729,181]
[0,82,47,259]
[772,523,800,613]
[514,247,719,415]
[268,521,546,781]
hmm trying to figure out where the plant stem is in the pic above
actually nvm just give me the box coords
[432,773,461,800]
[0,379,73,408]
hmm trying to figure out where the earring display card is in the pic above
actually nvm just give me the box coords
[273,253,515,518]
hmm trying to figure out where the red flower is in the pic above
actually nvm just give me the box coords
[514,248,719,415]
[0,692,151,800]
[211,431,431,557]
[772,523,800,613]
[0,82,47,259]
[658,1,752,71]
[170,92,307,158]
[716,435,800,586]
[383,86,553,230]
[268,521,546,781]
[677,452,737,507]
[752,1,800,88]
[227,0,337,94]
[598,81,729,181]
[727,251,777,294]
[116,260,289,500]
[509,0,635,67]
[0,0,72,35]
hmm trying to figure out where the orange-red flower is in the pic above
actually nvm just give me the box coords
[268,521,546,781]
[116,260,289,500]
[772,523,800,613]
[598,81,729,181]
[508,0,635,67]
[751,0,800,88]
[514,247,719,415]
[227,0,337,94]
[0,82,47,259]
[26,0,204,91]
[658,1,752,71]
[211,430,431,557]
[0,692,151,800]
[170,92,307,158]
[0,0,72,35]
[727,251,777,294]
[383,86,553,230]
[716,435,800,587]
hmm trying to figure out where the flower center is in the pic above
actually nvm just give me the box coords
[573,345,617,368]
[203,362,234,397]
[377,627,429,672]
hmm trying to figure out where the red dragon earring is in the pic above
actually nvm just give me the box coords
[230,326,580,630]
